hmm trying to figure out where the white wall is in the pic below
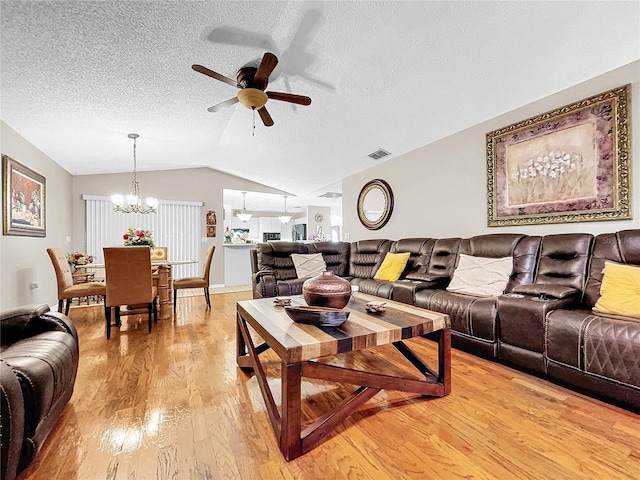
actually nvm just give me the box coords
[1,121,74,309]
[306,205,332,239]
[343,61,640,240]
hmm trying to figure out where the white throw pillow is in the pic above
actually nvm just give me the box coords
[446,254,513,297]
[291,253,327,279]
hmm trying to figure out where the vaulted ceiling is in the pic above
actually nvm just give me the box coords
[1,1,638,211]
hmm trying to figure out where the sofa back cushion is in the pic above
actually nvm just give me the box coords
[307,241,350,277]
[390,238,432,277]
[426,238,461,278]
[583,229,640,307]
[508,235,542,291]
[349,239,391,279]
[534,233,593,293]
[458,234,541,293]
[256,241,309,280]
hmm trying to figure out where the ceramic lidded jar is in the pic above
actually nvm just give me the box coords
[302,271,352,309]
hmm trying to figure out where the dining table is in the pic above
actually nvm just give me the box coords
[78,259,196,320]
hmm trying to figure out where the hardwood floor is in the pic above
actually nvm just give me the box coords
[20,292,640,480]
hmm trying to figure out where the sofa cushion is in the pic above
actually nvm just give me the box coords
[291,253,326,279]
[446,254,512,297]
[593,262,640,318]
[373,252,410,281]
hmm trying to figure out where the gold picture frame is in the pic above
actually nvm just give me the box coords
[486,84,631,226]
[2,155,46,237]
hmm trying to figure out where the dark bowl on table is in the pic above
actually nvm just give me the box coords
[284,306,350,327]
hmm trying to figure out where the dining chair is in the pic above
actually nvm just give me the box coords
[47,248,107,315]
[103,246,158,339]
[172,245,215,312]
[150,246,168,261]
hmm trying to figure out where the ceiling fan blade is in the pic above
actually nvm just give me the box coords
[253,52,278,90]
[266,91,312,106]
[207,97,239,112]
[257,107,274,127]
[192,64,238,87]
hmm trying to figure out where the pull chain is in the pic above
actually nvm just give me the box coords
[252,108,256,137]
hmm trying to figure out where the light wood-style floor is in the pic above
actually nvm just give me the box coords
[20,292,640,480]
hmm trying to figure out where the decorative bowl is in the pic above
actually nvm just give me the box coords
[284,306,350,327]
[302,271,352,309]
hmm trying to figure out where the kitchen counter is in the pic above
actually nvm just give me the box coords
[223,243,256,286]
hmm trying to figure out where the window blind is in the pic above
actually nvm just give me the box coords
[83,196,202,279]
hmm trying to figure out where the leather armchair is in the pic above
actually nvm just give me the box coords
[1,304,79,480]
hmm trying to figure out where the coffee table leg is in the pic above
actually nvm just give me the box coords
[439,327,451,395]
[280,362,302,460]
[236,312,253,370]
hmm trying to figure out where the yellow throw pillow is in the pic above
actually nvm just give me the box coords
[593,262,640,318]
[373,252,410,282]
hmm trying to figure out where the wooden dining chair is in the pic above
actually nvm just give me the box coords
[47,248,106,315]
[173,246,215,312]
[103,246,158,339]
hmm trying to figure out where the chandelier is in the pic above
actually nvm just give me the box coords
[111,134,158,214]
[278,195,292,223]
[236,191,252,222]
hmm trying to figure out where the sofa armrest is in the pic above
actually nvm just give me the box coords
[41,311,78,340]
[512,283,579,300]
[1,304,51,345]
[403,272,450,289]
[252,269,278,299]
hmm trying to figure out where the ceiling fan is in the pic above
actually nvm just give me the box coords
[192,52,312,127]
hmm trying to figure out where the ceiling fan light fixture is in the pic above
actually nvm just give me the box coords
[237,88,268,110]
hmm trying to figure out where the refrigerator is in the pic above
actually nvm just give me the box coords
[292,224,306,241]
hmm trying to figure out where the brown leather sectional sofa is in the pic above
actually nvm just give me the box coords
[250,229,640,411]
[1,304,79,480]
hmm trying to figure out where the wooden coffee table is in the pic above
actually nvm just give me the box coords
[236,293,451,460]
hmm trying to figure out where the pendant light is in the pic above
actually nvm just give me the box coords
[111,134,158,213]
[236,191,252,222]
[278,195,292,223]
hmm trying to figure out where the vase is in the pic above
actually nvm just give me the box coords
[302,271,352,309]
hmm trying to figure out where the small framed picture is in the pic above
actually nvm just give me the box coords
[206,210,217,225]
[207,225,216,237]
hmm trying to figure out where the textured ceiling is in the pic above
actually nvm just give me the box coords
[1,1,639,212]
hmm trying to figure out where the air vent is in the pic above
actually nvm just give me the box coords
[318,192,342,198]
[367,148,391,160]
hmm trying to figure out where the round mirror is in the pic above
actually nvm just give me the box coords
[357,179,394,230]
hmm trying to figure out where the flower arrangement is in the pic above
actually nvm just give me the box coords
[67,252,94,267]
[123,227,154,247]
[509,150,587,205]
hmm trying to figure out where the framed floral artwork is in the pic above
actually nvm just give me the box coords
[2,155,46,237]
[486,85,631,226]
